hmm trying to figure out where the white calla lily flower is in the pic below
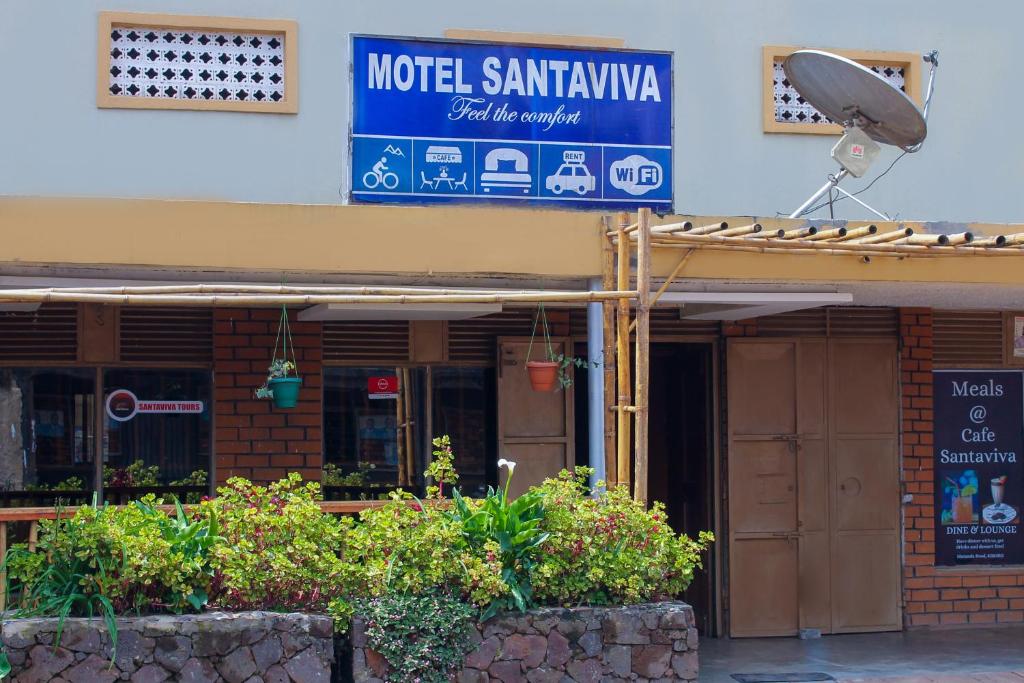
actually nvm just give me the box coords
[497,458,517,474]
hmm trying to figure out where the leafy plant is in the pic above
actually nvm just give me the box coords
[255,359,296,399]
[322,462,376,487]
[104,460,160,488]
[169,469,209,503]
[131,497,221,611]
[2,506,119,656]
[201,474,352,613]
[357,590,475,683]
[531,468,713,606]
[425,435,458,498]
[450,458,548,618]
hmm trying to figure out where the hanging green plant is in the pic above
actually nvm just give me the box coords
[525,303,595,391]
[255,305,303,408]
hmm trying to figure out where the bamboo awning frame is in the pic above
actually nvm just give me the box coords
[0,250,659,504]
[610,218,1024,260]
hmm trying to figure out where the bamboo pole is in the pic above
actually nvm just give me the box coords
[629,248,694,333]
[834,225,878,241]
[402,368,415,485]
[27,284,549,296]
[945,232,974,245]
[805,226,848,241]
[716,223,762,238]
[779,226,818,240]
[1000,233,1024,246]
[972,235,1007,247]
[651,231,1024,256]
[894,233,950,246]
[0,521,6,611]
[396,367,408,486]
[648,220,694,235]
[615,212,633,493]
[647,241,925,258]
[601,221,618,487]
[849,227,914,244]
[685,221,729,235]
[633,209,652,506]
[0,290,638,306]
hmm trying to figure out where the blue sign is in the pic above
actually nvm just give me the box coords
[350,35,672,209]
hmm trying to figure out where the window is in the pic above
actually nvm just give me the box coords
[97,12,298,113]
[762,46,921,135]
[102,369,211,500]
[0,369,96,501]
[323,366,496,497]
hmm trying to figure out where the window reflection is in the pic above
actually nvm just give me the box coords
[0,368,95,500]
[102,369,211,501]
[323,366,495,497]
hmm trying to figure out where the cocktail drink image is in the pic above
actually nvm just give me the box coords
[953,494,975,524]
[943,473,979,524]
[992,476,1007,506]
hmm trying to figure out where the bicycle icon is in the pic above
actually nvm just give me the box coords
[362,155,400,190]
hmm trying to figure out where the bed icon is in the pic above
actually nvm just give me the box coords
[480,148,532,194]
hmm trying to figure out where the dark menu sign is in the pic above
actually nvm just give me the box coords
[934,371,1024,566]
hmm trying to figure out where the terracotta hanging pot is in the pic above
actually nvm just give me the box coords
[526,361,559,392]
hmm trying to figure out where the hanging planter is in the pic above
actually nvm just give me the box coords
[255,305,303,409]
[525,360,560,392]
[526,303,594,392]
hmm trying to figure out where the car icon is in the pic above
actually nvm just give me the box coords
[545,161,595,196]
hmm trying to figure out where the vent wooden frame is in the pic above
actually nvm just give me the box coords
[96,11,298,114]
[1004,312,1024,367]
[762,45,921,135]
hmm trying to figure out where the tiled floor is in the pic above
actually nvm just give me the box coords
[699,627,1024,682]
[836,676,1024,682]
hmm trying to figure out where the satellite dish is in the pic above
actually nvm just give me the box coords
[784,50,926,150]
[784,49,939,219]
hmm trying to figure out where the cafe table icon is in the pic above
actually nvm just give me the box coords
[422,145,468,191]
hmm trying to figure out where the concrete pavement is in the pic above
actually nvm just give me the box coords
[699,627,1024,682]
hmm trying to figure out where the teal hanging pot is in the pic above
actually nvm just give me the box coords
[268,376,303,409]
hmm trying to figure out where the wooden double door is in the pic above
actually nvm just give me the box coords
[727,337,901,637]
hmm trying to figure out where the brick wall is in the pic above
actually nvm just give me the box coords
[900,307,1024,627]
[213,308,322,485]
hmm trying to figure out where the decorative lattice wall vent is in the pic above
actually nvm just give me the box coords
[97,12,297,113]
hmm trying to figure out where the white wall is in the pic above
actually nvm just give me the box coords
[0,0,1018,223]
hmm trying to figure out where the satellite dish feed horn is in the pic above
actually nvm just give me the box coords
[786,49,939,220]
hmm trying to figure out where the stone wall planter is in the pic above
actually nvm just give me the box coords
[0,611,333,683]
[351,601,699,682]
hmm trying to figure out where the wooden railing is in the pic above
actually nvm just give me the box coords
[0,498,389,611]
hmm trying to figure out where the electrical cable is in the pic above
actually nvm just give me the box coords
[795,150,908,217]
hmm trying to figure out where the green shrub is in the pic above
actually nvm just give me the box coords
[201,474,352,614]
[342,490,507,611]
[532,468,713,606]
[3,496,220,657]
[357,589,475,683]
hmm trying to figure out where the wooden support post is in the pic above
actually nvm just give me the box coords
[601,220,618,487]
[28,521,39,552]
[615,212,633,493]
[396,367,408,486]
[402,368,415,485]
[0,521,7,611]
[633,208,652,505]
